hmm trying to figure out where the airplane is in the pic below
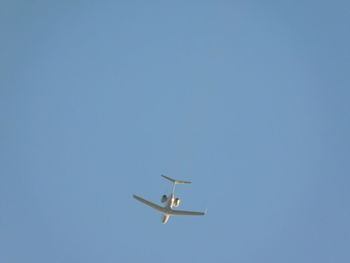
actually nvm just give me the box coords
[133,175,206,224]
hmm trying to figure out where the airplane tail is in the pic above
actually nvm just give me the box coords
[161,175,191,184]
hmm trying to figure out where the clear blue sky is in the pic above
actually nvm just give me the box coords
[1,1,349,262]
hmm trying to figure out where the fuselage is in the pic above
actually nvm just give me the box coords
[161,193,175,224]
[167,193,176,208]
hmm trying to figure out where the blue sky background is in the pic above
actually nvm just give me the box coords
[1,1,349,262]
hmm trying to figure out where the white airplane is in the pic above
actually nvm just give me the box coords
[133,175,206,224]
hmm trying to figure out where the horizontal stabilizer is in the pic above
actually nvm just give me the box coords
[161,175,191,184]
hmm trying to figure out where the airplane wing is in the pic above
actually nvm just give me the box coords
[133,194,166,214]
[168,209,206,216]
[133,194,206,217]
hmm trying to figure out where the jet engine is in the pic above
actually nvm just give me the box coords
[173,198,180,207]
[161,194,168,203]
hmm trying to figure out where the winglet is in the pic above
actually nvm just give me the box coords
[161,175,192,184]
